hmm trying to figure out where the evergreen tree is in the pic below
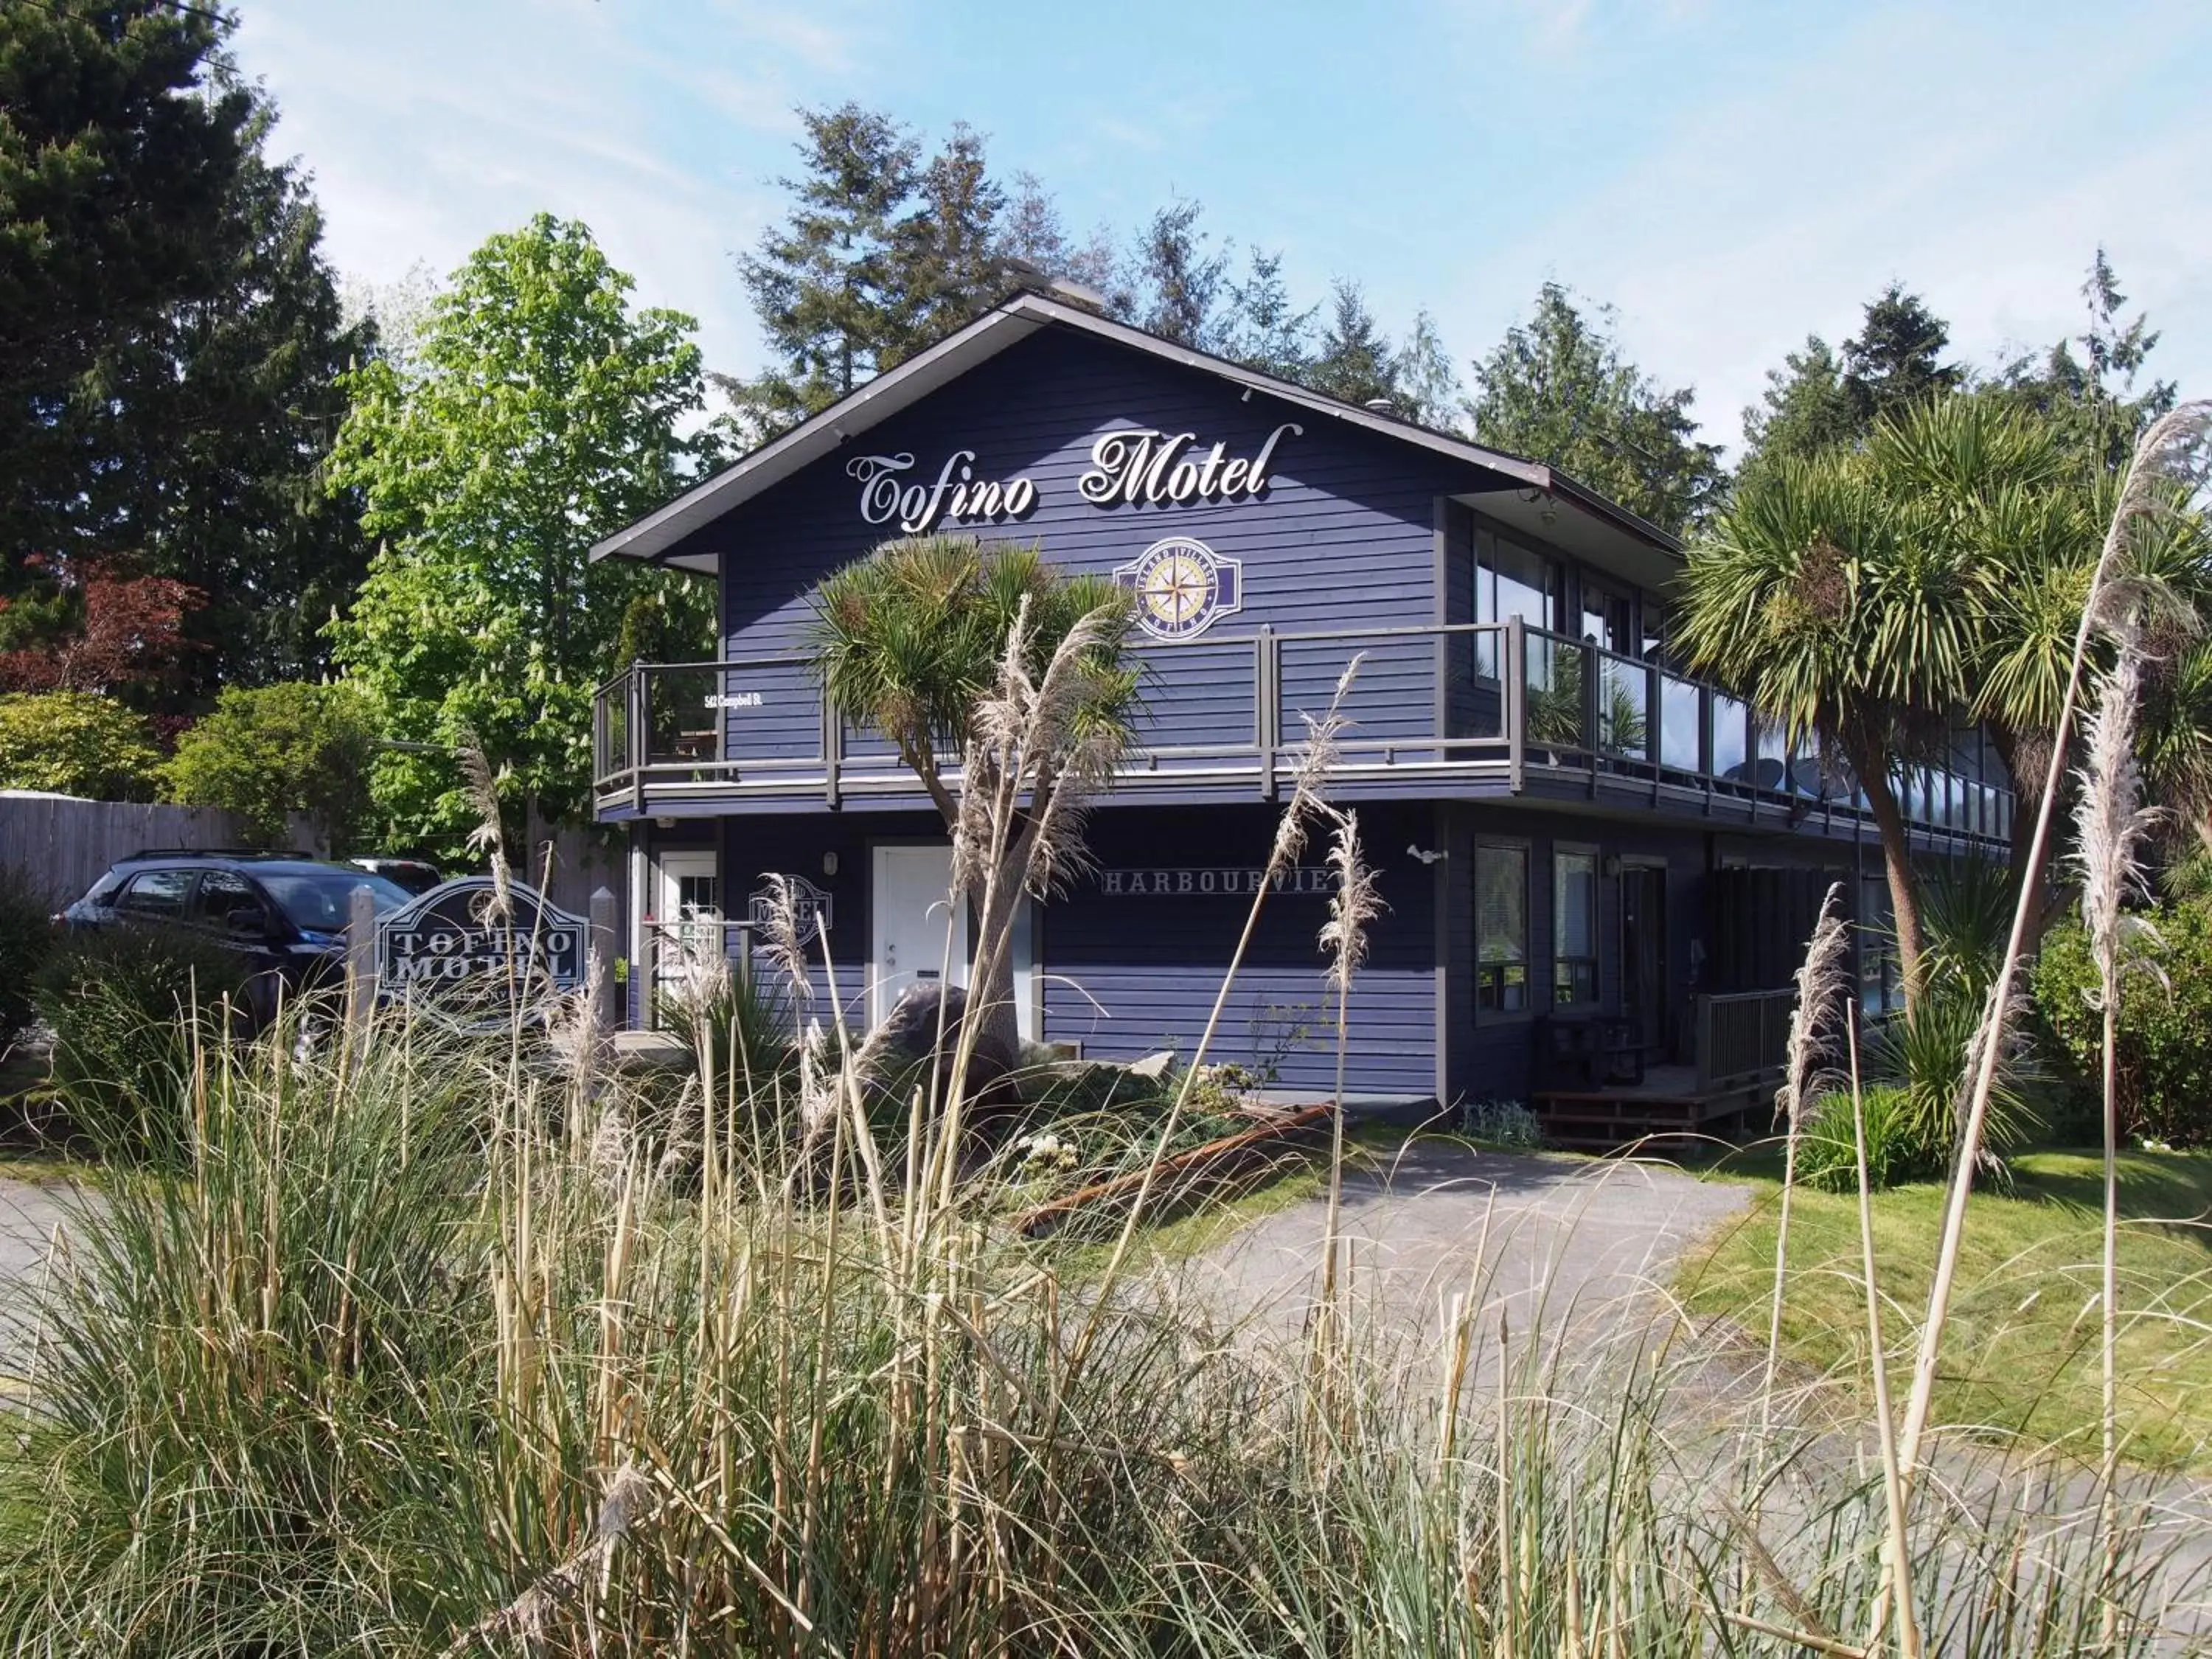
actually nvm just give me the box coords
[1739,335,1860,481]
[900,122,1006,348]
[1220,249,1315,380]
[736,104,923,430]
[1467,282,1725,538]
[0,0,248,488]
[734,106,1029,437]
[1391,308,1464,429]
[1,7,366,693]
[1840,281,1963,429]
[1308,279,1402,407]
[1997,248,2177,470]
[93,89,372,687]
[1127,200,1228,348]
[999,172,1121,301]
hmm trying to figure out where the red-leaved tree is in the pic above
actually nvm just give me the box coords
[0,554,203,698]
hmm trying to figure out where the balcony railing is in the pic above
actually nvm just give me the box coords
[594,618,2014,845]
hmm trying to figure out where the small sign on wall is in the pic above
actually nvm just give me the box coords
[748,874,832,947]
[1115,537,1244,640]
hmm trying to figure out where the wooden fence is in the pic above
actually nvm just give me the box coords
[0,794,321,905]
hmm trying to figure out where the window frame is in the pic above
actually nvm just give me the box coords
[1473,838,1533,1020]
[1551,843,1601,1009]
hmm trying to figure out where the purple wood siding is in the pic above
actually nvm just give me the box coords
[683,325,1469,776]
[1042,804,1438,1096]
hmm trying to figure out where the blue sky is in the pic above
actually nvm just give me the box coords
[232,0,2212,455]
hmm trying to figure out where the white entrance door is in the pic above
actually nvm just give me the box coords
[653,850,721,1025]
[872,844,967,1026]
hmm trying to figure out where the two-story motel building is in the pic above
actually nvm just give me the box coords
[588,291,2011,1140]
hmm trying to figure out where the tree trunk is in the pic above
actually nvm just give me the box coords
[1989,725,2058,955]
[969,863,1025,1066]
[1840,724,1927,1015]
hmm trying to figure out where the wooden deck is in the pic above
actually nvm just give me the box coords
[1531,1062,1779,1152]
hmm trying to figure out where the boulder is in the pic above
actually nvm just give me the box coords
[849,981,1018,1123]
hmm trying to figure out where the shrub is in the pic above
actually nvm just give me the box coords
[0,863,55,1054]
[1458,1094,1544,1150]
[32,925,252,1156]
[0,690,159,799]
[1798,1085,1934,1192]
[2034,899,2212,1148]
[159,681,380,848]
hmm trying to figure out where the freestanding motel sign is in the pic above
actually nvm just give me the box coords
[375,877,588,1032]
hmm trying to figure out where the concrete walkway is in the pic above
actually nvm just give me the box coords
[0,1175,78,1382]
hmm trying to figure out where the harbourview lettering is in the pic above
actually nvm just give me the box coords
[848,450,1040,535]
[1077,422,1301,509]
[1099,866,1332,897]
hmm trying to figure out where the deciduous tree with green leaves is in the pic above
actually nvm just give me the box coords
[0,691,159,801]
[327,215,716,866]
[160,681,379,849]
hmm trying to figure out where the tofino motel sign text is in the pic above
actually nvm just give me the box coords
[838,420,1300,643]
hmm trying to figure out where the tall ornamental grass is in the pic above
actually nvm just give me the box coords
[2,995,2194,1657]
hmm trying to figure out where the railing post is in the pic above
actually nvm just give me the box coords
[629,667,647,815]
[821,691,842,809]
[1506,616,1525,793]
[346,883,378,1037]
[589,886,619,1038]
[1256,625,1276,799]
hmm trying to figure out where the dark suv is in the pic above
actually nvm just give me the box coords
[60,851,418,1017]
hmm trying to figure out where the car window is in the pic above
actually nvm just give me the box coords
[114,869,193,918]
[259,871,411,932]
[189,870,263,930]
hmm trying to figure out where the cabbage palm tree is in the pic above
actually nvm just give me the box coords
[1677,448,1997,1009]
[810,535,1137,1059]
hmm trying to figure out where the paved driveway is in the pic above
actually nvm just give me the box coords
[1189,1138,1750,1362]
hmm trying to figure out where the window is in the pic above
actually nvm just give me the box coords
[115,869,192,918]
[189,869,265,933]
[1475,530,1559,633]
[1554,849,1598,1006]
[258,871,411,932]
[1859,874,1902,1017]
[1472,528,1560,681]
[1475,843,1528,1013]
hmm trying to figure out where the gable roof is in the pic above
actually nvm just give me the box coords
[591,291,1685,581]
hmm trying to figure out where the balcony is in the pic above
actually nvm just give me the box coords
[593,619,2013,848]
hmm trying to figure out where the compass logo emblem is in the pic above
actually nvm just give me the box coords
[1115,536,1244,640]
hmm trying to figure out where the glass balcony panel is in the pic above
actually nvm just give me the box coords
[1659,675,1701,772]
[1599,653,1649,757]
[1750,719,1788,792]
[1524,633,1585,751]
[1711,695,1749,784]
[644,666,722,769]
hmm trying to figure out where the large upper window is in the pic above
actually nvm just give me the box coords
[1554,849,1598,1006]
[1475,843,1528,1013]
[1475,529,1559,634]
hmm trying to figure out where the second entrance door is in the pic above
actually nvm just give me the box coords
[872,844,967,1026]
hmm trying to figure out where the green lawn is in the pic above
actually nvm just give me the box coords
[1678,1145,2212,1472]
